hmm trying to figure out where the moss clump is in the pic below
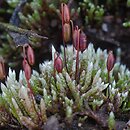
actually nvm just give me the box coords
[0,43,129,129]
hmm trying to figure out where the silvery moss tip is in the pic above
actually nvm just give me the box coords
[0,43,130,129]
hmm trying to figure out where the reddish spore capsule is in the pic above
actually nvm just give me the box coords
[27,45,35,66]
[54,52,63,73]
[73,26,80,50]
[61,3,70,24]
[107,51,115,72]
[79,31,87,52]
[63,23,71,43]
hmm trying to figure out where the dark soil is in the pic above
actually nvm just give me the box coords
[86,19,130,69]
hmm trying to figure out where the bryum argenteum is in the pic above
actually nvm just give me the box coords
[0,2,129,130]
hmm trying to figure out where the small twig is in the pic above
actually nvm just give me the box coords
[76,110,108,128]
[0,22,48,40]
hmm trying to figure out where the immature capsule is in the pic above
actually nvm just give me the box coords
[79,31,87,52]
[63,23,71,42]
[27,45,35,65]
[61,3,70,24]
[54,52,63,73]
[73,26,80,50]
[107,51,115,72]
